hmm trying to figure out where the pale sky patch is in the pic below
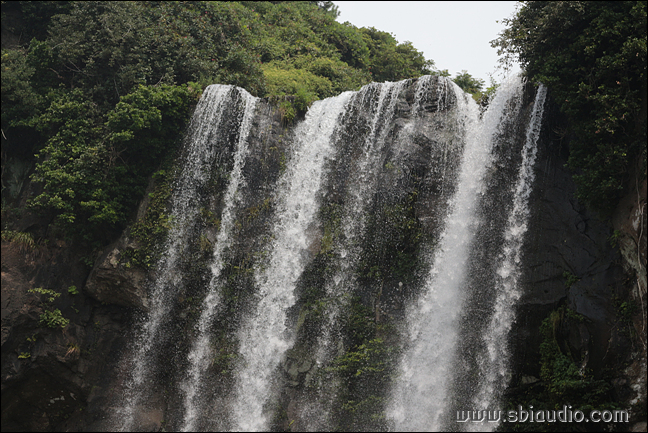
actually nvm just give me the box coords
[335,1,521,85]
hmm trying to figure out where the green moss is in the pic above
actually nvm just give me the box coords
[615,300,637,324]
[245,197,273,223]
[539,309,585,395]
[322,296,397,431]
[199,208,221,230]
[328,338,392,378]
[612,295,639,341]
[609,229,622,248]
[357,190,424,286]
[562,271,581,289]
[319,202,343,255]
[211,333,239,376]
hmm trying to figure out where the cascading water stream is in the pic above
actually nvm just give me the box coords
[387,81,484,431]
[388,76,533,431]
[298,80,407,430]
[303,76,463,431]
[468,83,547,431]
[230,92,353,432]
[180,90,257,432]
[116,85,252,431]
[314,80,405,369]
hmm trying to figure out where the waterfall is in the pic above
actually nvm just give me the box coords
[468,83,547,431]
[116,85,254,431]
[387,80,487,432]
[230,92,353,431]
[314,80,405,374]
[181,90,257,432]
[302,76,465,431]
[296,80,407,430]
[387,75,544,431]
[113,75,547,432]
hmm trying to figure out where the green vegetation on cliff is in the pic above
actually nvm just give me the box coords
[501,307,625,432]
[492,1,647,216]
[1,0,434,248]
[29,83,198,244]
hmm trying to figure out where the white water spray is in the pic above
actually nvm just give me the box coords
[469,83,547,431]
[388,76,529,431]
[118,85,248,431]
[181,90,257,432]
[230,92,353,431]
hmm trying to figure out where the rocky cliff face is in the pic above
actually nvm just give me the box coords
[507,98,647,427]
[1,239,131,431]
[1,80,645,431]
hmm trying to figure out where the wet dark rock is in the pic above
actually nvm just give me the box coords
[85,238,149,310]
[1,240,131,431]
[507,95,645,414]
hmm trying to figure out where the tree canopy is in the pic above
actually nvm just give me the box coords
[1,1,436,247]
[492,1,647,215]
[453,70,485,95]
